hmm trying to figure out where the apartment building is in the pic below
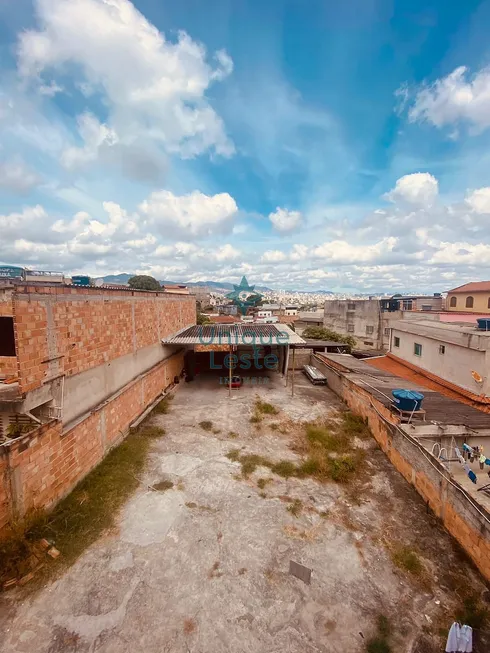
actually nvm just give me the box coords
[324,294,443,350]
[0,281,195,533]
[389,319,490,401]
[446,281,490,313]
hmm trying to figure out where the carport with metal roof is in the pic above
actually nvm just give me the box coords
[162,324,305,393]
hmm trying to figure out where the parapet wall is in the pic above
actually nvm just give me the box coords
[313,354,490,582]
[0,349,184,536]
[8,284,195,394]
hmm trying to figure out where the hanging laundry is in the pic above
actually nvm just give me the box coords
[485,458,490,466]
[462,443,474,454]
[462,464,477,484]
[479,453,486,470]
[445,622,473,652]
[459,624,473,652]
[455,447,465,464]
[446,622,460,652]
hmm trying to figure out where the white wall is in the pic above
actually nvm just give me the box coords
[391,328,489,395]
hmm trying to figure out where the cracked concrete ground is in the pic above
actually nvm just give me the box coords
[1,371,489,652]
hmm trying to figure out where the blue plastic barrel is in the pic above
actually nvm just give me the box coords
[392,389,424,411]
[477,318,490,331]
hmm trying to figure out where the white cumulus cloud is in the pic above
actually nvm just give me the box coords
[269,207,303,232]
[18,0,234,161]
[384,172,439,206]
[466,187,490,214]
[0,159,41,193]
[139,190,238,238]
[409,65,490,132]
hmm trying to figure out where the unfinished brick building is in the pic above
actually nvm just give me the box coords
[0,282,195,535]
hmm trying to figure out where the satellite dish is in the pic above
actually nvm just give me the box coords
[471,370,483,384]
[94,278,104,287]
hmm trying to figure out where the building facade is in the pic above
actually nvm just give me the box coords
[324,295,444,350]
[389,319,490,399]
[0,282,195,534]
[447,281,490,313]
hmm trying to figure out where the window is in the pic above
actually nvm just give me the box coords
[439,345,445,355]
[0,317,16,356]
[347,302,356,311]
[466,296,474,308]
[414,343,422,356]
[450,296,457,308]
[347,324,355,333]
[402,300,413,310]
[366,325,374,335]
[384,328,390,336]
[394,336,400,348]
[488,297,490,309]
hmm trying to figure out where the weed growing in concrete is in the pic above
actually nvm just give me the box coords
[259,492,267,499]
[271,460,297,478]
[226,449,241,462]
[269,422,279,431]
[250,412,262,424]
[366,637,391,653]
[139,425,166,438]
[208,560,223,579]
[286,499,303,517]
[154,397,172,415]
[306,424,347,453]
[199,420,213,431]
[365,614,392,653]
[239,454,271,476]
[1,428,153,583]
[255,399,279,415]
[183,618,196,635]
[257,477,272,489]
[212,428,221,434]
[455,595,489,629]
[392,545,423,575]
[228,431,238,439]
[153,480,174,492]
[342,412,370,438]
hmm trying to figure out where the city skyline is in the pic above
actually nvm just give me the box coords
[2,1,490,291]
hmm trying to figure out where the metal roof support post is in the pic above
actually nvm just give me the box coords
[291,347,296,397]
[229,345,232,399]
[285,345,290,386]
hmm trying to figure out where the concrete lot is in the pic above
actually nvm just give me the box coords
[1,371,489,652]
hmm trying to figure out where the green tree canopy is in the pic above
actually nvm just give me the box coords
[302,326,356,353]
[128,275,161,290]
[197,312,212,325]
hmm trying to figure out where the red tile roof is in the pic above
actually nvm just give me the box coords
[448,281,490,293]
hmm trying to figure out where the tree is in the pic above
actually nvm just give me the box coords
[128,275,161,290]
[197,312,212,325]
[302,326,356,353]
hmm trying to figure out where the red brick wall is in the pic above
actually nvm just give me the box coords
[0,350,184,533]
[11,285,195,393]
[0,453,10,533]
[14,300,50,393]
[0,356,18,378]
[314,354,490,583]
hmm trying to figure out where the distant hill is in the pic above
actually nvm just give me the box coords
[101,274,271,293]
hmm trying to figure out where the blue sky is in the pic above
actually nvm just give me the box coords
[2,0,490,291]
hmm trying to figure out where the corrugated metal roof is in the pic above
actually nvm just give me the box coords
[163,323,304,346]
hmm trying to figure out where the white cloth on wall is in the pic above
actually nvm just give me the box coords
[445,622,473,652]
[446,623,460,652]
[459,625,472,652]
